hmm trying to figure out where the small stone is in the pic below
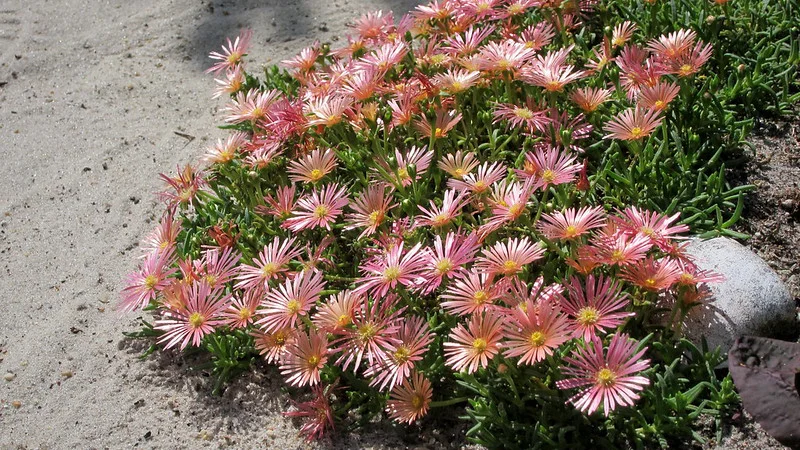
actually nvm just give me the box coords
[61,371,73,378]
[683,237,797,352]
[4,372,15,381]
[11,400,21,408]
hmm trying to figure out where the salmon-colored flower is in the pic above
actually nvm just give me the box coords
[637,81,680,112]
[356,242,427,298]
[570,86,614,113]
[538,206,606,241]
[415,109,463,139]
[283,183,349,232]
[444,311,504,373]
[439,150,480,180]
[256,270,326,332]
[288,148,338,184]
[120,248,178,312]
[345,184,396,238]
[367,315,433,391]
[206,29,252,74]
[504,298,572,365]
[476,237,545,278]
[313,290,359,332]
[561,275,633,341]
[155,282,231,350]
[611,21,637,47]
[420,232,480,293]
[252,327,296,364]
[620,256,682,291]
[603,107,663,141]
[332,299,403,372]
[441,271,500,316]
[416,189,470,228]
[386,371,433,424]
[284,384,335,441]
[280,329,329,387]
[236,236,302,291]
[222,288,263,329]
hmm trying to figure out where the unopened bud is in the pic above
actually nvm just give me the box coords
[737,64,746,74]
[706,15,715,24]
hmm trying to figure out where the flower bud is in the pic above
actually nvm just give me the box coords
[737,64,746,74]
[706,15,715,25]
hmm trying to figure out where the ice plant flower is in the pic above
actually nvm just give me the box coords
[236,236,302,290]
[420,232,480,292]
[603,107,663,141]
[283,183,349,232]
[590,230,653,267]
[366,315,433,391]
[120,248,177,312]
[476,237,545,277]
[416,189,470,228]
[313,290,359,332]
[439,150,480,180]
[333,299,403,372]
[222,288,262,329]
[257,270,325,332]
[261,185,297,220]
[158,164,207,209]
[637,81,680,112]
[611,21,637,47]
[356,242,427,298]
[441,271,500,316]
[414,109,463,139]
[284,384,335,442]
[252,327,296,364]
[449,161,507,195]
[345,184,396,238]
[620,256,682,291]
[155,282,231,350]
[287,148,338,183]
[612,206,689,250]
[444,311,504,373]
[561,275,634,341]
[141,214,182,255]
[504,298,572,365]
[493,101,550,134]
[386,371,433,424]
[206,29,252,74]
[569,86,614,113]
[538,206,606,241]
[557,334,650,416]
[522,147,582,191]
[280,329,329,387]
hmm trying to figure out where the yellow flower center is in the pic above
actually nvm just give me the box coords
[411,394,425,409]
[679,64,693,77]
[513,107,534,119]
[541,169,556,183]
[596,367,617,387]
[309,169,324,181]
[397,168,409,180]
[529,331,546,347]
[508,203,524,218]
[188,312,205,329]
[611,249,625,263]
[394,346,411,364]
[434,127,445,138]
[640,226,655,238]
[274,330,287,345]
[545,80,562,92]
[238,307,252,321]
[144,275,159,290]
[644,278,656,287]
[327,114,340,125]
[431,214,449,227]
[472,337,488,353]
[473,180,488,192]
[307,355,320,366]
[450,81,465,92]
[629,127,644,139]
[251,107,263,119]
[313,204,330,219]
[654,100,665,110]
[337,313,352,327]
[431,54,447,65]
[679,273,694,284]
[261,262,280,278]
[507,4,524,14]
[612,37,625,47]
[564,225,578,238]
[577,307,600,326]
[453,168,467,179]
[286,299,302,315]
[435,258,453,275]
[383,266,401,282]
[473,290,489,304]
[502,260,520,274]
[358,323,377,342]
[497,59,512,70]
[204,274,218,287]
[368,210,384,226]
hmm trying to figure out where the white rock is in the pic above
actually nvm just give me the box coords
[683,237,797,353]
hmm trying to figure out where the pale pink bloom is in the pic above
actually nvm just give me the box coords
[377,145,433,187]
[611,21,637,47]
[386,371,433,424]
[570,86,614,113]
[458,0,502,20]
[420,232,480,292]
[236,236,302,291]
[504,298,572,365]
[345,184,396,238]
[222,288,263,329]
[481,179,535,232]
[561,275,633,341]
[282,42,320,73]
[603,107,663,141]
[155,282,231,350]
[416,189,471,228]
[252,327,296,364]
[637,81,680,111]
[414,0,456,21]
[493,101,550,134]
[332,299,403,372]
[441,271,501,316]
[357,42,409,75]
[260,185,297,219]
[515,22,555,51]
[521,46,586,92]
[586,37,613,72]
[415,109,463,139]
[224,89,281,124]
[647,29,697,61]
[415,39,453,68]
[312,290,359,332]
[449,161,507,195]
[212,65,245,99]
[520,147,582,191]
[256,270,326,332]
[590,230,653,267]
[350,10,394,41]
[283,183,349,232]
[202,132,248,165]
[494,0,540,19]
[538,206,606,241]
[367,315,433,391]
[615,45,665,99]
[355,242,427,298]
[476,40,536,74]
[341,67,381,101]
[674,259,724,286]
[194,247,241,289]
[305,95,353,127]
[433,68,482,94]
[387,91,420,128]
[621,256,682,291]
[158,164,208,209]
[439,150,480,180]
[444,311,504,373]
[280,329,329,387]
[206,29,252,74]
[669,41,713,78]
[557,334,650,416]
[243,139,282,169]
[288,148,338,183]
[120,248,178,312]
[284,384,335,441]
[612,206,689,250]
[141,214,181,255]
[476,237,545,278]
[442,25,496,57]
[502,276,564,309]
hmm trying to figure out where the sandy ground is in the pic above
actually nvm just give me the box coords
[0,1,790,449]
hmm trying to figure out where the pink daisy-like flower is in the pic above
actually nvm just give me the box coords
[206,29,252,74]
[449,161,508,195]
[194,247,241,289]
[433,68,482,94]
[611,21,637,47]
[332,299,403,372]
[603,107,663,141]
[225,89,281,124]
[260,185,297,220]
[202,132,248,165]
[355,242,427,298]
[386,371,433,424]
[441,271,501,316]
[481,179,535,233]
[256,270,326,332]
[280,329,329,387]
[521,46,586,92]
[503,276,564,309]
[252,327,296,364]
[120,248,178,312]
[442,25,496,57]
[155,282,231,350]
[366,315,433,391]
[476,237,545,278]
[669,41,713,78]
[288,148,338,184]
[439,150,480,180]
[158,164,208,209]
[674,259,724,286]
[504,298,572,365]
[444,311,504,373]
[212,64,244,99]
[561,275,634,341]
[305,95,354,128]
[282,42,320,73]
[637,81,680,112]
[612,206,689,250]
[590,230,653,267]
[236,236,302,291]
[538,206,606,241]
[556,333,651,416]
[284,384,335,442]
[647,29,697,61]
[140,214,182,255]
[515,22,555,51]
[414,0,456,20]
[620,256,682,291]
[345,184,396,238]
[357,41,409,75]
[520,147,582,191]
[420,232,480,293]
[221,288,263,329]
[493,101,550,135]
[587,36,613,72]
[378,145,434,187]
[569,86,614,113]
[476,40,535,74]
[283,183,349,232]
[415,109,463,139]
[416,189,471,228]
[313,290,359,332]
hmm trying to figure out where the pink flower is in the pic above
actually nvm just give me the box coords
[283,183,349,232]
[284,384,335,441]
[520,147,582,191]
[538,206,606,241]
[476,40,535,74]
[386,371,433,424]
[120,248,178,312]
[366,315,433,391]
[504,298,572,365]
[637,81,680,112]
[416,189,470,228]
[570,86,614,113]
[202,132,247,165]
[561,275,633,341]
[206,29,252,74]
[282,42,320,73]
[439,150,480,180]
[224,89,281,124]
[158,164,208,209]
[155,282,231,350]
[515,22,555,51]
[256,271,326,332]
[280,329,329,387]
[441,271,500,316]
[444,311,504,373]
[475,237,545,278]
[493,101,550,135]
[420,232,480,293]
[611,21,637,47]
[236,236,302,291]
[345,184,396,238]
[415,109,463,139]
[620,256,682,291]
[261,185,297,219]
[377,145,433,187]
[589,230,653,266]
[520,46,586,92]
[193,247,241,289]
[312,290,359,332]
[355,242,427,298]
[556,334,650,416]
[442,26,495,57]
[252,327,296,364]
[449,161,507,195]
[612,206,688,250]
[305,96,353,127]
[482,179,535,232]
[332,299,403,372]
[288,148,338,183]
[221,288,262,329]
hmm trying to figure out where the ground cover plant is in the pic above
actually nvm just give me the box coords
[122,0,798,447]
